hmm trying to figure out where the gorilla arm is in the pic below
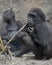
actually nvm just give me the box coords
[1,33,10,41]
[34,23,49,47]
[12,31,35,57]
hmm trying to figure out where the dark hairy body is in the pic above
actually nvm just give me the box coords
[1,9,23,52]
[25,8,52,59]
[13,8,52,60]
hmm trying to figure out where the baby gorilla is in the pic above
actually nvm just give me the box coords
[1,9,22,52]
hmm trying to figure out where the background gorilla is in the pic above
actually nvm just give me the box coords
[1,9,23,52]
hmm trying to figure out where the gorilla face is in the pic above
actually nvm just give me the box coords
[27,8,46,25]
[26,12,37,33]
[3,9,15,24]
[26,8,46,33]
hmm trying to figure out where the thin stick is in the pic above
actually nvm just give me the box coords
[7,22,28,45]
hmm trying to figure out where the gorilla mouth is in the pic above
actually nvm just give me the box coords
[28,27,34,32]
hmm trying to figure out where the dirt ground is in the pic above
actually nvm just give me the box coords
[0,53,52,65]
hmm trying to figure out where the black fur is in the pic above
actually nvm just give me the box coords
[2,9,22,52]
[26,8,52,59]
[14,8,52,59]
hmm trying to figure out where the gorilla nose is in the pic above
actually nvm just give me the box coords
[28,21,34,27]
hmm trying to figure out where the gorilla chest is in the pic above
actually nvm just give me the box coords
[35,23,48,36]
[34,23,49,45]
[7,24,18,37]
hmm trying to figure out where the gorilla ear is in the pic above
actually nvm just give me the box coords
[40,14,46,22]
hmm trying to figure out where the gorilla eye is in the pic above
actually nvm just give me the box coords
[28,14,36,18]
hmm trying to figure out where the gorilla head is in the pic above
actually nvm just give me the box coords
[3,8,15,24]
[27,8,46,26]
[26,7,47,35]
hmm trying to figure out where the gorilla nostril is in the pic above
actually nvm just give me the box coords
[28,18,32,22]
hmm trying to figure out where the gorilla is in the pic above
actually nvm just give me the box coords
[13,8,52,60]
[24,8,47,58]
[25,8,52,59]
[1,9,23,52]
